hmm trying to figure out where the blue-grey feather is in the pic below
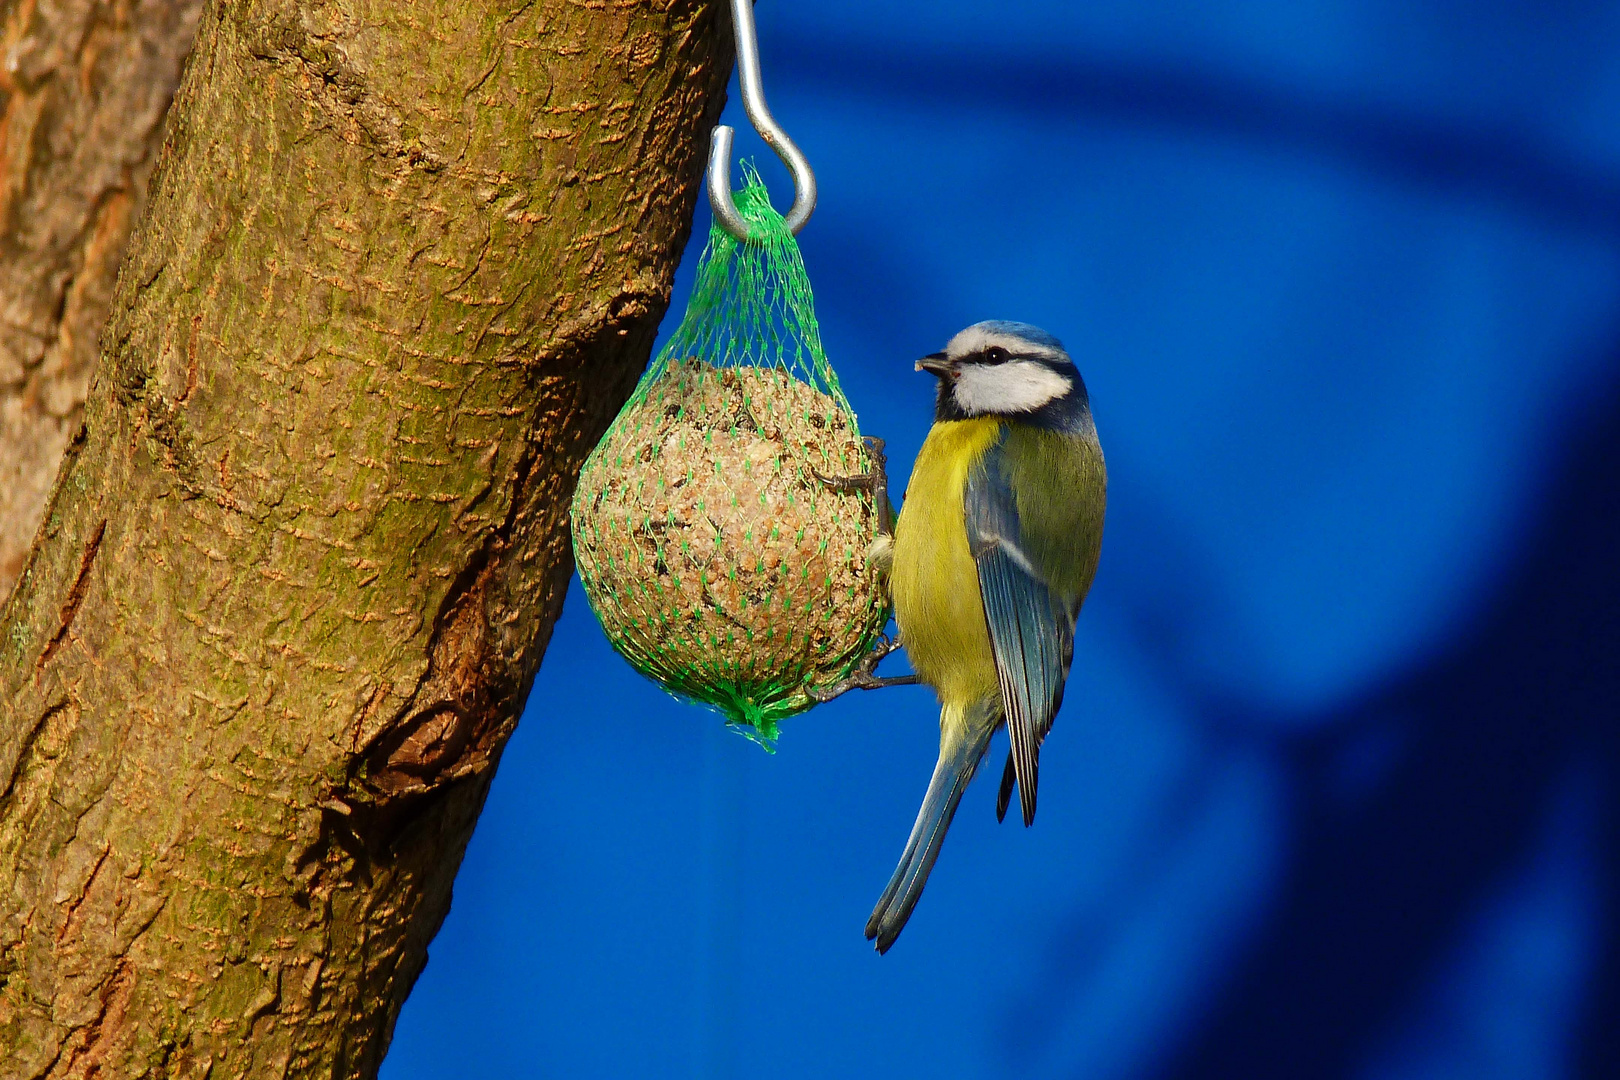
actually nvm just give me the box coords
[965,434,1076,826]
[866,713,994,953]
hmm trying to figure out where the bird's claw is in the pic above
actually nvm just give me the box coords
[804,437,906,707]
[813,436,895,536]
[805,632,916,704]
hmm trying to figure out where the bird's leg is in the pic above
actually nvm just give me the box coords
[816,436,896,590]
[805,437,912,706]
[813,436,895,536]
[806,632,917,703]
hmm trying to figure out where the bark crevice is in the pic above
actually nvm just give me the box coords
[34,517,103,672]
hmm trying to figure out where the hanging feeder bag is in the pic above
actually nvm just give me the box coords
[570,173,889,745]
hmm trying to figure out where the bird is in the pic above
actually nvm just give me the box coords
[867,320,1106,953]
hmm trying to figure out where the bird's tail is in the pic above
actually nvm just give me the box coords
[866,699,998,953]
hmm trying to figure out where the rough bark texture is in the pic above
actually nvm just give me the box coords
[0,0,205,600]
[0,0,730,1074]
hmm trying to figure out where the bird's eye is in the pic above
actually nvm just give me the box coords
[984,347,1009,364]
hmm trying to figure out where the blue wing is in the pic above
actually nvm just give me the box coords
[965,434,1077,827]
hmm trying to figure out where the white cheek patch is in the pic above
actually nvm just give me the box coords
[952,361,1070,415]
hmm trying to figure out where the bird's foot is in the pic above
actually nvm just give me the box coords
[805,633,916,704]
[813,436,895,536]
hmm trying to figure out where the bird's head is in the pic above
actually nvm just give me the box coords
[918,321,1089,427]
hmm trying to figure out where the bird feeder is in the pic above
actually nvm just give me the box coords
[570,174,889,745]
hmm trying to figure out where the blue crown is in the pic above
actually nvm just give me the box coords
[972,320,1066,354]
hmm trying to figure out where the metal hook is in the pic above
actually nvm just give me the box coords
[707,0,817,240]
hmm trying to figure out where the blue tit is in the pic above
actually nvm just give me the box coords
[867,320,1106,953]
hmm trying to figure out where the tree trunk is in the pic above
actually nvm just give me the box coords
[0,0,205,599]
[0,0,731,1074]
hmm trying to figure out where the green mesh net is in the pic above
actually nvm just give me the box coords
[570,169,890,747]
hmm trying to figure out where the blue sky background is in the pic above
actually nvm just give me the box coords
[383,2,1620,1077]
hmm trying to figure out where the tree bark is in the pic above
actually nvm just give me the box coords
[0,0,205,599]
[0,0,730,1075]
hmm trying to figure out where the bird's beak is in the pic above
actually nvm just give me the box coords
[915,352,955,377]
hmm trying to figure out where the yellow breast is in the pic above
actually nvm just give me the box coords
[891,418,1003,707]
